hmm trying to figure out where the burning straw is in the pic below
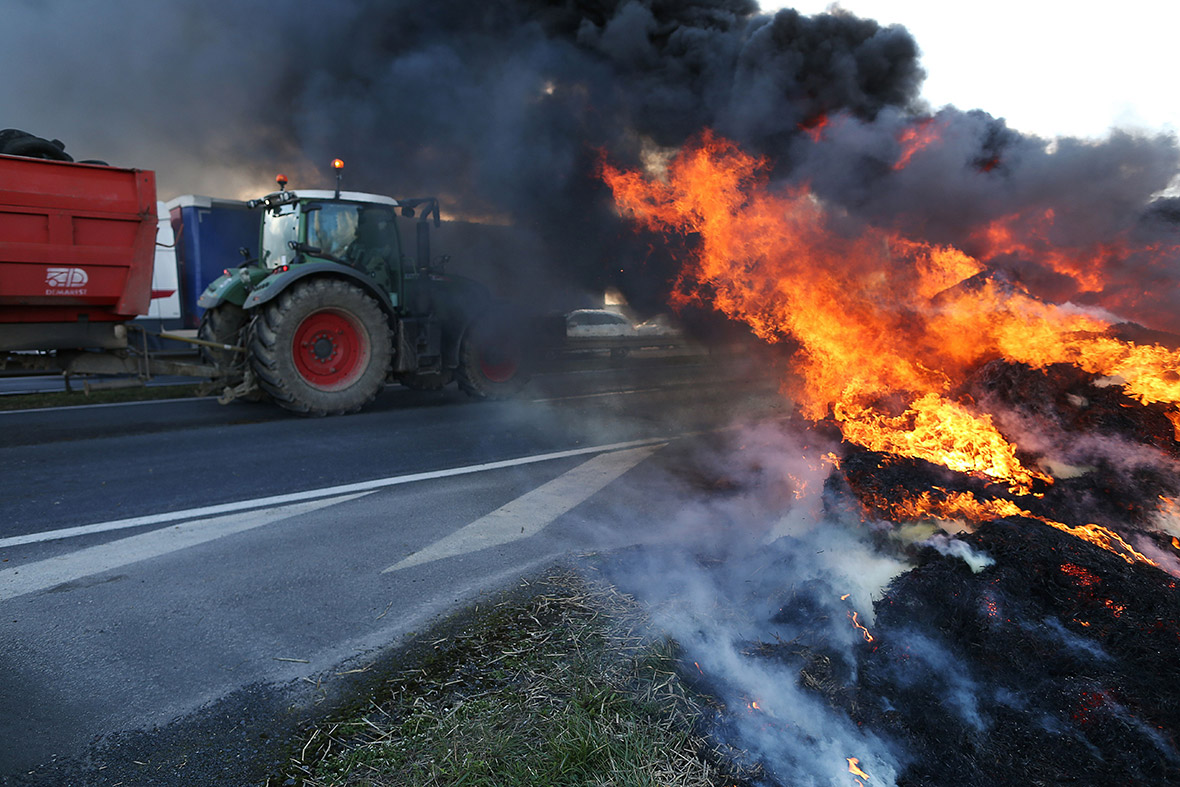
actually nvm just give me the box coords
[595,127,1180,785]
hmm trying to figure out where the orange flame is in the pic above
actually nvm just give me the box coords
[893,118,941,171]
[848,610,874,643]
[848,757,871,779]
[967,210,1178,296]
[601,131,1180,513]
[868,488,1159,569]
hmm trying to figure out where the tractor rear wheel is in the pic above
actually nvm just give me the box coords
[456,315,530,399]
[247,279,392,416]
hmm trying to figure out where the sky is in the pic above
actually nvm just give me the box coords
[769,0,1179,141]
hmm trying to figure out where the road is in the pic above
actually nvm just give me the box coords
[0,354,784,785]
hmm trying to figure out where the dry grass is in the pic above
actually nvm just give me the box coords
[275,568,752,787]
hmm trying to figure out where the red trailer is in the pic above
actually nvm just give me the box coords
[0,154,221,386]
[0,153,157,351]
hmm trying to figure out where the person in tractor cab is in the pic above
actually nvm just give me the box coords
[345,208,395,291]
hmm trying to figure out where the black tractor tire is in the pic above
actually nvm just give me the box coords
[2,134,73,161]
[247,279,392,416]
[456,314,531,399]
[197,303,249,368]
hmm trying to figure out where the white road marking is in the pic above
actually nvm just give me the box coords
[384,443,662,572]
[0,436,673,549]
[0,493,371,603]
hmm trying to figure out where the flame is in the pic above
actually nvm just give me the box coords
[868,488,1159,569]
[848,610,874,643]
[798,113,829,143]
[601,132,1180,554]
[847,757,871,779]
[893,118,941,171]
[967,210,1178,296]
[1169,412,1180,442]
[836,394,1049,493]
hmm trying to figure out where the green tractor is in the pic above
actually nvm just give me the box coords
[196,169,529,416]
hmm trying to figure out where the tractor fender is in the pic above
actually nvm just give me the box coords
[242,262,396,316]
[197,273,249,310]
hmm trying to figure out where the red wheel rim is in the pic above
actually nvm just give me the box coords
[477,340,520,383]
[292,309,371,391]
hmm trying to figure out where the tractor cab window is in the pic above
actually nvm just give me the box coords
[307,203,399,290]
[260,204,299,268]
[307,203,358,260]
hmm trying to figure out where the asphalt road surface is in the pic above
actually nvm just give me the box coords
[0,354,785,785]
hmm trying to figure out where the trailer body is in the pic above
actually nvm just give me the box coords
[0,153,156,350]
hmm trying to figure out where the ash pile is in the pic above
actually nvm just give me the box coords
[827,360,1180,783]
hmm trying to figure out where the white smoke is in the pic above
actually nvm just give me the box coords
[920,533,995,573]
[600,422,917,784]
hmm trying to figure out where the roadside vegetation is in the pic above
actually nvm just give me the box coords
[0,382,207,411]
[274,568,753,787]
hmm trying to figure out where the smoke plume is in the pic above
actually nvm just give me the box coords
[1,0,930,313]
[6,0,1174,322]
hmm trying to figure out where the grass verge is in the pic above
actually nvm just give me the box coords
[276,568,750,787]
[0,383,208,411]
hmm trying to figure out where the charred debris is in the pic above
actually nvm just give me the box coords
[630,358,1180,786]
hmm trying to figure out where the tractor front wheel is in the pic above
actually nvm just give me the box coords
[198,303,248,369]
[247,279,392,416]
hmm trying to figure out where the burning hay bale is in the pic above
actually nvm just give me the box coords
[858,517,1180,785]
[593,116,1180,781]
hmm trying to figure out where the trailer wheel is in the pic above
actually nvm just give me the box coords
[247,279,392,416]
[456,315,530,399]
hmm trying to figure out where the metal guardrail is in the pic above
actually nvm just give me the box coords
[550,335,694,352]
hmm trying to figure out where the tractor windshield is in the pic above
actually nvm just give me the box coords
[260,204,299,268]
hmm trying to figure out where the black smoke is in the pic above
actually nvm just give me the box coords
[0,0,929,313]
[3,0,1177,321]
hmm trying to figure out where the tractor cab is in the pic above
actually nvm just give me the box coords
[252,189,404,296]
